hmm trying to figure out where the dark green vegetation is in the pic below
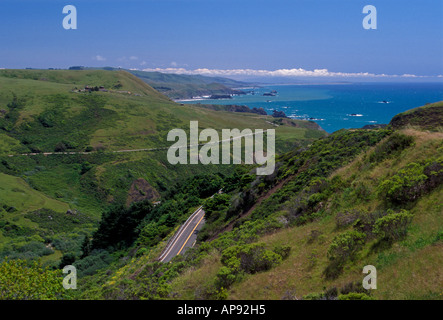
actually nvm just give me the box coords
[0,69,326,298]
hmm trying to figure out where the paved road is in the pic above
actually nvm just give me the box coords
[158,206,206,263]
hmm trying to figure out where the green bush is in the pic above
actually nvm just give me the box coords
[327,230,366,264]
[217,243,284,289]
[302,292,325,300]
[338,292,375,300]
[216,266,238,288]
[73,249,113,277]
[373,210,413,241]
[377,163,428,204]
[273,245,291,260]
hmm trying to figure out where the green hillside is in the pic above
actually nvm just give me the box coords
[3,69,440,301]
[73,103,443,300]
[0,69,325,267]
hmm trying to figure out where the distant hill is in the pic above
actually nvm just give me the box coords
[69,66,252,100]
[128,70,252,100]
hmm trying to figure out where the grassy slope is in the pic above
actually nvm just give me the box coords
[0,69,325,264]
[169,126,443,300]
[0,173,69,213]
[161,132,441,300]
[0,172,71,251]
[0,69,321,154]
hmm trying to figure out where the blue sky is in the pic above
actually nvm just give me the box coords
[1,0,442,81]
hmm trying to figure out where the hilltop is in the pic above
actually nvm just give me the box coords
[390,101,443,131]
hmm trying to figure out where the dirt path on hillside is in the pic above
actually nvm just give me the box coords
[6,130,270,158]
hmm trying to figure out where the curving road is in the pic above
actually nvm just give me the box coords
[157,206,206,263]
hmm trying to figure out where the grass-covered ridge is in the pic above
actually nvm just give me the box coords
[390,101,443,131]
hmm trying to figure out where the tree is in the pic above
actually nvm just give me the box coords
[91,200,153,251]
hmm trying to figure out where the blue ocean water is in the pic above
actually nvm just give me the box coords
[181,82,443,133]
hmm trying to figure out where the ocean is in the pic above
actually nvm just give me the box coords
[180,82,443,133]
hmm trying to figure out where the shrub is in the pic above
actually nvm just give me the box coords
[73,249,113,277]
[216,266,238,288]
[373,210,413,241]
[338,292,375,300]
[423,159,443,192]
[59,252,77,268]
[377,163,428,204]
[327,230,367,264]
[38,110,58,128]
[218,243,284,289]
[339,280,372,296]
[353,211,387,238]
[273,245,291,260]
[54,142,68,152]
[303,292,325,300]
[307,249,318,269]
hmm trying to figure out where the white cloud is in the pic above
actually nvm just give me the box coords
[140,61,147,66]
[129,56,139,60]
[140,67,435,79]
[170,61,178,67]
[94,55,106,61]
